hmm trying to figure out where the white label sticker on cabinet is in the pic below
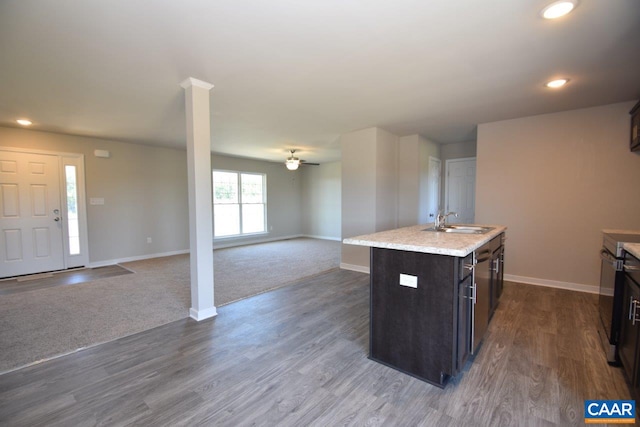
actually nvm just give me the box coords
[399,273,418,288]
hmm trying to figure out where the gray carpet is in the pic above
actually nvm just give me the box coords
[0,237,341,374]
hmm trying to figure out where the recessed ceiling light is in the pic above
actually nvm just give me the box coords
[16,119,32,126]
[545,78,569,88]
[540,0,578,19]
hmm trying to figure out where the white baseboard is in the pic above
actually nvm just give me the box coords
[504,274,599,295]
[88,249,190,268]
[88,235,336,268]
[301,234,342,242]
[213,234,304,250]
[190,306,218,321]
[340,263,370,274]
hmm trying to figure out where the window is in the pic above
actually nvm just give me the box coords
[64,165,80,255]
[213,170,266,237]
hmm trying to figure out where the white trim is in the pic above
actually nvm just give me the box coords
[301,234,342,241]
[88,235,328,267]
[88,249,190,268]
[213,234,304,249]
[180,77,214,90]
[340,263,370,274]
[504,274,599,294]
[190,306,218,321]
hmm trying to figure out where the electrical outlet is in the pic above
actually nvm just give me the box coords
[399,273,418,288]
[147,237,152,244]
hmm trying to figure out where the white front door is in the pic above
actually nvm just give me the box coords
[1,151,65,277]
[445,157,476,224]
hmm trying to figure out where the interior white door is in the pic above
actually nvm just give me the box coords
[445,158,476,224]
[1,151,65,277]
[427,157,441,222]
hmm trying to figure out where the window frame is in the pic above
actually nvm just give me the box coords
[212,169,267,239]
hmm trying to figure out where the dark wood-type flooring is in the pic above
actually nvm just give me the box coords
[0,269,630,426]
[0,265,132,295]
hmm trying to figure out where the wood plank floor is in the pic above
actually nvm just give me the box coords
[0,269,630,426]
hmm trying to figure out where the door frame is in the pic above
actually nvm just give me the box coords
[1,147,90,272]
[444,156,477,220]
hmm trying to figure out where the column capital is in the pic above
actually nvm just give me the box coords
[180,77,214,90]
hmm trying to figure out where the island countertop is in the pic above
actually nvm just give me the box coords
[343,224,507,257]
[624,243,640,260]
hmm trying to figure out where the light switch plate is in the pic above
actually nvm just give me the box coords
[399,273,418,288]
[90,198,105,205]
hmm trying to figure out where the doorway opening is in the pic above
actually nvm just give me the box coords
[444,157,477,224]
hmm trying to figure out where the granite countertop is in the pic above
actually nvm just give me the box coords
[625,243,640,260]
[343,224,507,257]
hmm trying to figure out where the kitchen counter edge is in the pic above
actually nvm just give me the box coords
[624,243,640,260]
[343,224,507,257]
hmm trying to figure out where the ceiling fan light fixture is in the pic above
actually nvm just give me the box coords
[16,118,32,126]
[285,159,299,170]
[540,0,577,19]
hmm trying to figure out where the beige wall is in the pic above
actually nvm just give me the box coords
[301,161,341,240]
[418,135,441,224]
[341,127,400,269]
[476,101,640,290]
[341,128,379,268]
[375,128,399,232]
[398,134,440,227]
[440,140,476,162]
[0,126,305,263]
[0,126,189,263]
[397,135,421,227]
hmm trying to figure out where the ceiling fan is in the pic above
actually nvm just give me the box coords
[284,150,319,171]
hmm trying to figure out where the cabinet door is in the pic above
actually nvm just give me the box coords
[473,243,492,354]
[619,277,640,386]
[489,247,504,315]
[370,248,456,386]
[497,248,504,299]
[457,274,472,370]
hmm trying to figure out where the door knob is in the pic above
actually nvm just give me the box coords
[54,217,60,222]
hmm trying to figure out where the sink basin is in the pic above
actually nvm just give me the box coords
[423,225,494,234]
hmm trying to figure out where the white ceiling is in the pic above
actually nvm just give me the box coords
[1,1,639,164]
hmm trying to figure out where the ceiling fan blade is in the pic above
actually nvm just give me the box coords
[300,161,319,166]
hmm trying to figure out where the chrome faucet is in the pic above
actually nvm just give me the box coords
[434,211,458,230]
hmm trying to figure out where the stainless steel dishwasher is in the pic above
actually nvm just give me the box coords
[472,241,492,354]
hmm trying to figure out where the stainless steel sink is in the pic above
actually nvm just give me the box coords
[423,225,495,234]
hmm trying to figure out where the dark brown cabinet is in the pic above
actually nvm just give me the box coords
[490,234,505,316]
[369,233,505,388]
[457,265,473,370]
[619,251,640,400]
[370,248,463,387]
[631,100,640,152]
[473,241,492,354]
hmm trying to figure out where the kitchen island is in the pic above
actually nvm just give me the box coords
[344,223,507,388]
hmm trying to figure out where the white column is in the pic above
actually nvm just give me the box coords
[180,77,217,321]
